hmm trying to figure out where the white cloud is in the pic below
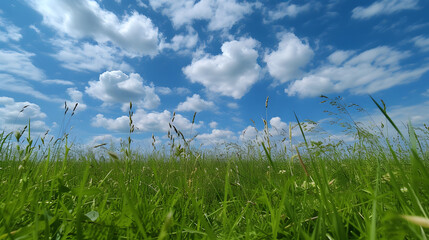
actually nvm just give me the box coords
[0,17,22,42]
[148,0,253,31]
[176,87,191,95]
[239,117,302,143]
[413,35,429,52]
[160,27,198,52]
[209,121,218,128]
[352,0,419,19]
[264,2,311,22]
[359,101,429,133]
[286,46,429,98]
[264,32,314,84]
[136,0,148,8]
[92,109,199,133]
[0,49,44,81]
[379,101,429,126]
[89,134,121,146]
[0,74,54,101]
[156,87,172,95]
[42,79,74,85]
[86,70,160,109]
[183,37,260,99]
[196,129,236,145]
[227,102,239,109]
[240,125,259,142]
[92,114,129,132]
[270,117,287,136]
[67,88,83,102]
[29,24,40,34]
[328,50,355,65]
[423,89,429,97]
[65,87,87,112]
[156,87,192,95]
[51,39,133,72]
[28,0,160,57]
[176,94,215,112]
[0,97,48,132]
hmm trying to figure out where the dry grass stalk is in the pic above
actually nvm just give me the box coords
[295,146,309,177]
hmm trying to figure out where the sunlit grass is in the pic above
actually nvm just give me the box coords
[0,97,428,239]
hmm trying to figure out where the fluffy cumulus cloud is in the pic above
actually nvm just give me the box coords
[183,37,260,99]
[286,46,429,97]
[27,0,160,57]
[0,97,48,132]
[196,129,236,145]
[85,70,160,109]
[264,32,314,84]
[240,125,259,142]
[352,0,419,19]
[0,49,44,81]
[51,39,133,72]
[269,117,287,135]
[148,0,253,31]
[176,94,215,112]
[92,109,199,133]
[264,2,311,22]
[0,17,22,42]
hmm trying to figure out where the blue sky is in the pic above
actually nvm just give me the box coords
[0,0,429,149]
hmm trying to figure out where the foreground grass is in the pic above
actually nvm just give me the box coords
[0,138,428,239]
[1,97,429,239]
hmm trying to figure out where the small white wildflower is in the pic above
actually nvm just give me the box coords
[400,187,408,193]
[278,170,287,174]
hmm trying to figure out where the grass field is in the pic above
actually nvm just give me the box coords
[0,97,428,239]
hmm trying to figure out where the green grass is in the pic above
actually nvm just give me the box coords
[0,98,429,239]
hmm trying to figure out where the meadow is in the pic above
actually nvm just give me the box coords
[0,96,428,239]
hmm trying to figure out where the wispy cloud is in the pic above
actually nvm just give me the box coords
[412,35,429,52]
[0,49,44,81]
[352,0,419,19]
[264,2,312,23]
[0,17,22,42]
[148,0,254,31]
[286,46,429,97]
[51,39,133,72]
[0,74,56,102]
